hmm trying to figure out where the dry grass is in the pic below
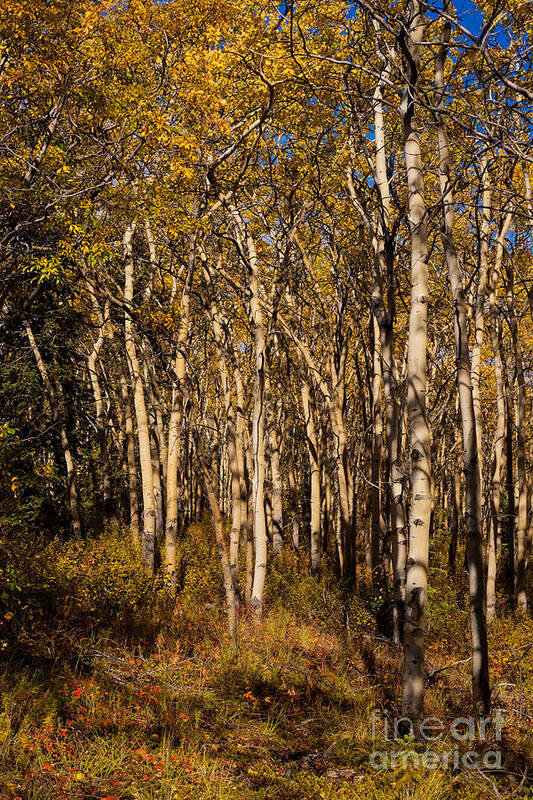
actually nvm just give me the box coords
[0,528,530,800]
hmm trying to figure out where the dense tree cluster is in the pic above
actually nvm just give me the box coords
[1,0,532,730]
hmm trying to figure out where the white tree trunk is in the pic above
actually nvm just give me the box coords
[400,0,433,729]
[119,366,140,544]
[24,320,83,538]
[123,222,156,572]
[435,8,490,713]
[301,371,321,573]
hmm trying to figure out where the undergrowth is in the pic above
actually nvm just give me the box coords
[0,526,530,800]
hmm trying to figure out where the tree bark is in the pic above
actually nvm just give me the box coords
[400,0,433,729]
[164,250,193,589]
[471,159,491,487]
[119,365,140,545]
[448,458,461,576]
[505,252,529,612]
[248,231,268,618]
[204,261,243,609]
[228,205,268,618]
[195,430,237,645]
[347,59,406,641]
[370,314,386,588]
[24,320,83,538]
[266,371,283,555]
[504,368,516,603]
[486,216,511,622]
[301,369,321,573]
[123,222,156,572]
[87,290,113,519]
[435,6,490,714]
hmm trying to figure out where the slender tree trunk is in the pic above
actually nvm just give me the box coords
[145,365,164,543]
[400,0,433,730]
[119,366,140,545]
[504,368,516,602]
[24,320,83,538]
[165,253,193,589]
[301,371,321,573]
[471,159,491,488]
[288,453,300,551]
[227,210,268,618]
[266,375,283,555]
[225,204,268,616]
[505,256,529,611]
[448,459,461,575]
[435,9,490,714]
[226,388,242,606]
[87,292,113,519]
[195,430,237,645]
[235,366,249,595]
[370,315,386,588]
[243,419,255,609]
[322,441,332,556]
[486,227,509,622]
[329,344,353,579]
[249,244,267,617]
[348,59,407,642]
[204,264,243,609]
[150,420,164,542]
[264,480,272,544]
[145,356,168,493]
[123,222,156,572]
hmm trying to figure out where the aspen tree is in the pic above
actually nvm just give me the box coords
[399,0,433,728]
[505,250,529,612]
[123,222,156,572]
[486,213,513,620]
[435,2,490,713]
[227,204,268,618]
[194,427,238,645]
[165,248,194,589]
[119,366,140,545]
[86,290,113,519]
[24,320,83,538]
[300,367,321,573]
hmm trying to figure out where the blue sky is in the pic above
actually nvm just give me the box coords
[453,0,512,48]
[454,0,484,35]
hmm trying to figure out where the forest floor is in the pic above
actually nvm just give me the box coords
[0,525,531,800]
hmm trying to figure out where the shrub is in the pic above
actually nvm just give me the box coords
[0,528,165,654]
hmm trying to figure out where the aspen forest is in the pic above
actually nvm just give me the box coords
[0,0,532,797]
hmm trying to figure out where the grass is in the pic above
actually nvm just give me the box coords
[0,526,531,800]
